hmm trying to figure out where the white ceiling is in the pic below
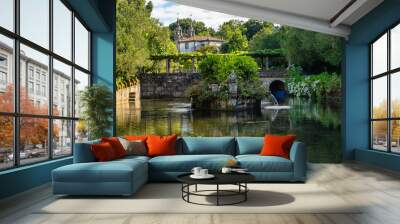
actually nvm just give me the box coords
[171,0,384,37]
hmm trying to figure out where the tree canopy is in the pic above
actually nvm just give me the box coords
[280,27,343,73]
[116,3,344,79]
[242,19,273,40]
[116,0,177,84]
[168,18,216,38]
[248,26,281,51]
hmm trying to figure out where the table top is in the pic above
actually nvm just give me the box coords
[177,172,255,185]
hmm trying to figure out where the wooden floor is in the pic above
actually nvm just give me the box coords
[1,162,400,224]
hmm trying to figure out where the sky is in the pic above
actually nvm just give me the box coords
[149,0,248,30]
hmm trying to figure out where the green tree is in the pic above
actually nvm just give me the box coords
[116,0,177,85]
[248,26,281,51]
[242,19,273,40]
[117,0,151,83]
[216,20,244,40]
[168,18,214,39]
[280,27,343,73]
[220,28,248,53]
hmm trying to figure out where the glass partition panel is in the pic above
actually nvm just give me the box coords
[0,35,14,112]
[20,44,49,115]
[0,116,14,170]
[74,18,89,70]
[53,59,72,117]
[53,119,72,157]
[53,0,72,60]
[20,0,49,49]
[391,72,400,118]
[391,120,400,153]
[74,69,89,118]
[391,24,400,70]
[372,34,387,76]
[20,117,49,165]
[372,121,388,151]
[0,0,14,31]
[372,76,387,119]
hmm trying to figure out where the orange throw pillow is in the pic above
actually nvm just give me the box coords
[101,137,127,158]
[260,135,296,159]
[91,142,117,162]
[146,134,177,157]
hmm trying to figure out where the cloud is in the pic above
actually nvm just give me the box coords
[149,0,248,30]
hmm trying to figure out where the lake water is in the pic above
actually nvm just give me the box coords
[117,98,342,163]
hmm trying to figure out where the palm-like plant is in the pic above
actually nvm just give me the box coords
[79,84,113,140]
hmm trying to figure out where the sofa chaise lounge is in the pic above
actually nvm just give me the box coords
[52,137,306,196]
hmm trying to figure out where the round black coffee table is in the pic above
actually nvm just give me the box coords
[177,173,255,206]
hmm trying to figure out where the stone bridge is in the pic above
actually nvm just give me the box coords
[259,69,287,93]
[118,69,288,102]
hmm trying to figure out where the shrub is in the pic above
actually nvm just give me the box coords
[198,55,259,83]
[188,55,266,104]
[286,65,341,101]
[79,84,113,139]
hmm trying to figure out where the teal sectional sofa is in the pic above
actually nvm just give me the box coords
[52,137,306,196]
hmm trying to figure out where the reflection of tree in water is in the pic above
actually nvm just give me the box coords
[116,98,342,163]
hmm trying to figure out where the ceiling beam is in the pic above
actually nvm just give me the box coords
[171,0,351,37]
[330,0,368,27]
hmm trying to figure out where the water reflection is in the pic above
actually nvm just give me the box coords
[117,98,341,163]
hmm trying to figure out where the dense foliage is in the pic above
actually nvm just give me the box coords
[187,55,266,103]
[248,27,281,51]
[168,18,215,38]
[80,85,113,140]
[286,66,341,101]
[116,0,177,87]
[116,3,343,101]
[198,55,258,82]
[280,27,343,74]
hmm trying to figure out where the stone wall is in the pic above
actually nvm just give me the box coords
[139,73,201,98]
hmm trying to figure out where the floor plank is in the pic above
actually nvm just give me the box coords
[1,162,400,224]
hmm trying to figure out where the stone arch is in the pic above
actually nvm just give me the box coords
[269,80,286,103]
[269,80,286,93]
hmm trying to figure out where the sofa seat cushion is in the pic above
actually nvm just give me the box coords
[236,155,293,172]
[53,159,147,183]
[117,155,150,162]
[149,154,235,172]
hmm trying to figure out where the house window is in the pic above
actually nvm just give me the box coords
[41,73,46,83]
[0,55,7,67]
[41,85,46,97]
[28,67,34,80]
[0,71,7,85]
[35,70,41,81]
[185,42,189,49]
[370,23,400,154]
[28,81,34,93]
[0,54,8,87]
[0,0,92,170]
[36,83,40,95]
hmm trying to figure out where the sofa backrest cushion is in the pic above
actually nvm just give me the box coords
[179,137,235,155]
[73,139,100,163]
[236,137,263,155]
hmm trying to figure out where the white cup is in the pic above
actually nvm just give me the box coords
[221,167,232,174]
[191,167,202,176]
[200,169,208,176]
